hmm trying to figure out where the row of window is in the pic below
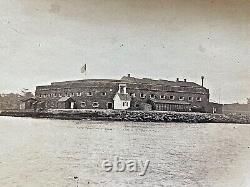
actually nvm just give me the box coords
[155,103,190,111]
[80,102,114,108]
[39,91,107,98]
[81,101,128,108]
[37,85,206,93]
[46,101,101,108]
[81,102,100,108]
[132,93,202,102]
[38,92,202,102]
[161,86,205,93]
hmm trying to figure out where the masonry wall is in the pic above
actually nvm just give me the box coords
[35,78,211,112]
[223,104,250,115]
[36,80,120,109]
[206,103,223,114]
[126,84,209,111]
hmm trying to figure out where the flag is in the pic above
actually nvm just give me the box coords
[81,64,87,73]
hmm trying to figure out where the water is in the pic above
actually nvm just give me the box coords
[0,117,250,187]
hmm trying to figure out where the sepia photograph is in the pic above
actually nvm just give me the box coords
[0,0,250,186]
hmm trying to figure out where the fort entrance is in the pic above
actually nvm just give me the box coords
[107,102,113,109]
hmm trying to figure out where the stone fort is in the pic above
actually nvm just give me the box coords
[32,74,222,113]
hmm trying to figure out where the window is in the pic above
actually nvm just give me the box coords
[123,102,129,107]
[81,102,86,108]
[169,95,175,100]
[188,97,193,101]
[160,95,165,99]
[92,102,99,108]
[76,92,81,97]
[101,92,107,96]
[107,102,113,109]
[197,97,202,102]
[87,92,93,96]
[140,93,146,98]
[130,93,136,98]
[150,94,155,99]
[119,84,127,94]
[179,96,185,101]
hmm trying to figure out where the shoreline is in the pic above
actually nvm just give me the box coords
[0,109,250,124]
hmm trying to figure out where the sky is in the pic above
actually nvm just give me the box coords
[0,0,249,104]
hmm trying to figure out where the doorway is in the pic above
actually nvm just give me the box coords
[70,102,75,109]
[107,102,113,109]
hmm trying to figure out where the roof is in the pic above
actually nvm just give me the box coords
[36,75,206,92]
[58,97,72,102]
[150,99,191,105]
[209,102,223,106]
[115,93,131,101]
[121,76,201,87]
[37,101,45,104]
[51,79,123,86]
[21,97,37,102]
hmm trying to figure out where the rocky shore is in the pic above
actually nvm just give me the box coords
[0,109,250,124]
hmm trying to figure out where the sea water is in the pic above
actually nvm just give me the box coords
[0,117,250,187]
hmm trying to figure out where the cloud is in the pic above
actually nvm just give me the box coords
[0,0,249,103]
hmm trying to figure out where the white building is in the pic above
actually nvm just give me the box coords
[113,84,131,110]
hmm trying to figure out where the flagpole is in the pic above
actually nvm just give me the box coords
[84,56,86,79]
[82,64,87,80]
[84,56,87,79]
[85,64,87,79]
[85,67,87,79]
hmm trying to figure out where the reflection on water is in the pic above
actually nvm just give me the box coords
[0,117,250,187]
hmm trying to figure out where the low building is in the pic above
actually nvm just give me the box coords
[223,103,250,115]
[34,74,221,113]
[20,98,37,110]
[57,97,76,109]
[113,84,131,110]
[113,93,131,110]
[204,102,223,114]
[149,99,191,112]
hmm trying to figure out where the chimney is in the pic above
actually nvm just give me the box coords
[128,74,131,78]
[176,78,179,82]
[201,76,204,87]
[184,79,187,82]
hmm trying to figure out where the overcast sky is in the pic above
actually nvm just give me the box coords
[0,0,249,103]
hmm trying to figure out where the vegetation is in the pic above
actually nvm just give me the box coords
[0,89,34,110]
